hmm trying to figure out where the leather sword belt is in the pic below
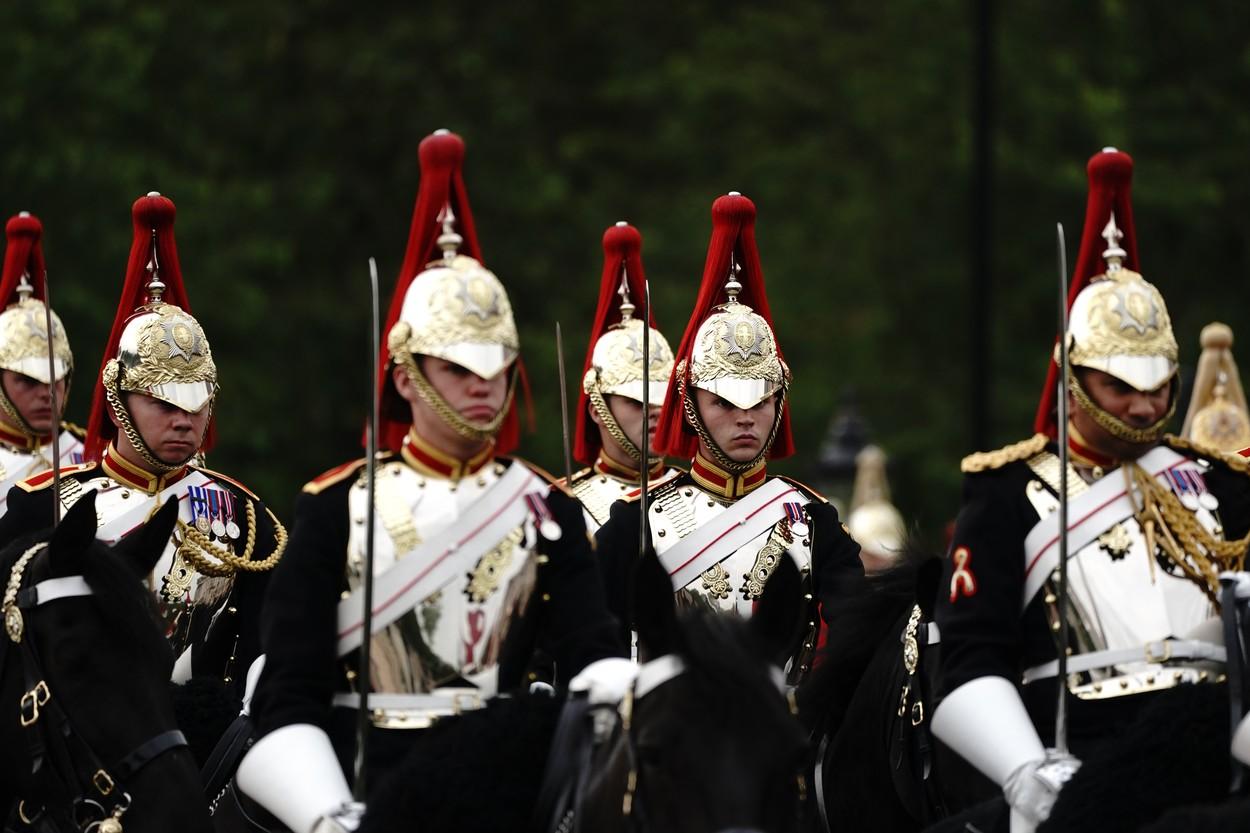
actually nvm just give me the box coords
[1023,638,1226,699]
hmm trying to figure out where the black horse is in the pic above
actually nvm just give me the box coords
[797,544,956,833]
[361,545,811,833]
[0,492,212,833]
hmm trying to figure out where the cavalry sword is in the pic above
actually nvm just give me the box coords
[353,257,382,798]
[42,270,61,527]
[1054,223,1072,754]
[555,322,574,485]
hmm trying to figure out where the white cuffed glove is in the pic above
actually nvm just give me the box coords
[1002,749,1081,832]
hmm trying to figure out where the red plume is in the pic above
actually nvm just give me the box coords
[573,222,657,465]
[84,193,214,461]
[0,213,48,305]
[654,193,795,460]
[375,130,525,454]
[1033,148,1140,438]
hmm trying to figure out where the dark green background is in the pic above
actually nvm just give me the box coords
[4,1,1249,543]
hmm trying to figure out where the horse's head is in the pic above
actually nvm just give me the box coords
[0,493,211,833]
[585,547,810,833]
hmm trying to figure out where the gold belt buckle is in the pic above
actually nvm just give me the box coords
[93,769,115,796]
[19,680,50,726]
[451,691,482,714]
[1144,640,1173,664]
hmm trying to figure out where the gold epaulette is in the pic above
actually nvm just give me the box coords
[302,457,368,495]
[960,433,1048,474]
[622,469,684,503]
[1165,433,1250,476]
[62,421,86,441]
[17,461,98,492]
[194,466,260,500]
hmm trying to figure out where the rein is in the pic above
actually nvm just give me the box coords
[2,542,189,832]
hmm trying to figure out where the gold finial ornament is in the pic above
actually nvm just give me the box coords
[1181,322,1250,451]
[847,445,906,568]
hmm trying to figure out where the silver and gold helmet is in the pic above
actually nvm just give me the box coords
[579,225,675,465]
[656,192,795,469]
[86,192,217,468]
[1181,323,1250,452]
[0,283,71,386]
[1063,213,1179,442]
[386,207,519,442]
[687,266,786,411]
[0,212,72,438]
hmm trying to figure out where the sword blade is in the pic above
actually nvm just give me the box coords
[354,257,381,798]
[1055,222,1071,754]
[638,280,651,561]
[41,270,61,527]
[555,322,574,485]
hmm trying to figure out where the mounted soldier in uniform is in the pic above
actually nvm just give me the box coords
[593,191,862,679]
[0,211,83,514]
[238,130,620,833]
[0,192,286,697]
[931,148,1250,832]
[563,220,677,529]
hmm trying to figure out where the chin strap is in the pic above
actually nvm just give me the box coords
[390,338,515,443]
[1068,373,1176,445]
[677,364,789,474]
[102,359,213,473]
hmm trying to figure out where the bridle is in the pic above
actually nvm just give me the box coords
[2,542,189,832]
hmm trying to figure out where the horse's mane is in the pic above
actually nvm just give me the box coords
[668,611,796,732]
[796,538,941,733]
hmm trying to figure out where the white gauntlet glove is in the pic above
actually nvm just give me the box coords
[311,802,367,833]
[1002,750,1081,832]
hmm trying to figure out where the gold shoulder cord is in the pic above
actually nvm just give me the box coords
[173,499,288,578]
[1124,439,1250,603]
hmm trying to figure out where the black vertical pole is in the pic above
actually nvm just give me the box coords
[971,0,995,450]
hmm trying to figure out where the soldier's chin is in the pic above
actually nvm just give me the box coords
[157,442,199,465]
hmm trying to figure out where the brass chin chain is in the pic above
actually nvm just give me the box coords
[174,501,287,577]
[395,352,515,442]
[103,361,212,474]
[1069,375,1176,445]
[0,385,37,441]
[587,389,662,470]
[678,369,789,473]
[1124,461,1249,602]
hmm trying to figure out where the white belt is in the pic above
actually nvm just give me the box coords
[1022,639,1226,685]
[331,689,485,714]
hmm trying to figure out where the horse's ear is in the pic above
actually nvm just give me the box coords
[47,490,99,576]
[629,540,680,660]
[751,552,805,666]
[113,498,179,577]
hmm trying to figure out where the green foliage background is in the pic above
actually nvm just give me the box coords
[3,1,1249,540]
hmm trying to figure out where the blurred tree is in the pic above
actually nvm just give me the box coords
[0,0,1245,545]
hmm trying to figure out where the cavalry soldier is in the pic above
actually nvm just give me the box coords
[238,130,620,833]
[0,212,83,515]
[594,192,862,677]
[0,192,286,695]
[564,220,677,529]
[932,148,1250,832]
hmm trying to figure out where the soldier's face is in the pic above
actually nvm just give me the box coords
[417,356,509,422]
[0,370,67,435]
[118,393,209,466]
[1070,368,1172,457]
[592,394,660,465]
[693,388,776,463]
